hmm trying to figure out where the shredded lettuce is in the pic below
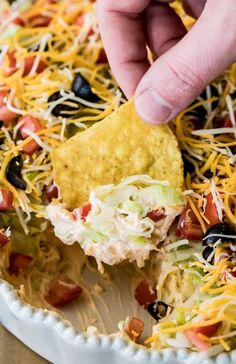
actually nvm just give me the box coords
[92,175,183,210]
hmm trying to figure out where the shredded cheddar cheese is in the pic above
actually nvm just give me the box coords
[175,81,236,225]
[0,0,122,218]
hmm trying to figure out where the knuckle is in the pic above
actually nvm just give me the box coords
[165,58,203,99]
[183,0,206,18]
[97,0,149,14]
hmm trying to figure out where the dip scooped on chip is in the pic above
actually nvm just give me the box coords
[46,101,184,271]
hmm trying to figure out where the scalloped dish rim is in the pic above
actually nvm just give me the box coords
[0,279,236,364]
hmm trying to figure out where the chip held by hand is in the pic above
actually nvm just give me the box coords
[52,100,183,209]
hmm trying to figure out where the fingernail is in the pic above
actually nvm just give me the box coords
[135,89,173,124]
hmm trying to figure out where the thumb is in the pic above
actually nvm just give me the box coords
[134,0,236,124]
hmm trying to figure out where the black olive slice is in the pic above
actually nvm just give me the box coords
[202,223,236,246]
[72,73,99,102]
[6,172,27,190]
[202,246,214,263]
[5,156,27,190]
[147,301,169,321]
[48,91,80,118]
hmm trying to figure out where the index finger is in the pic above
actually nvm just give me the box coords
[96,0,151,98]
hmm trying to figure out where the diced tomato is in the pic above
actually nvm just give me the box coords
[19,115,42,155]
[45,184,59,202]
[0,90,6,107]
[0,189,14,211]
[19,115,42,138]
[3,52,47,77]
[204,193,221,227]
[147,209,165,222]
[22,141,40,155]
[76,13,85,27]
[0,230,9,247]
[124,317,144,342]
[135,280,157,309]
[185,322,221,351]
[28,14,52,28]
[176,203,204,240]
[23,56,47,77]
[0,10,25,27]
[194,322,222,337]
[44,275,83,307]
[3,51,17,77]
[9,253,33,275]
[80,203,92,222]
[13,16,26,27]
[185,329,211,351]
[224,111,236,127]
[97,48,108,64]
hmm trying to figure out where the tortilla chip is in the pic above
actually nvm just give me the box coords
[52,100,183,209]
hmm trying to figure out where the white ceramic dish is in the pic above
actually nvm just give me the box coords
[1,268,236,364]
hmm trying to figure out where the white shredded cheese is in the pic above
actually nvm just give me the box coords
[5,227,11,238]
[22,165,51,173]
[32,150,47,166]
[205,85,212,115]
[212,146,233,157]
[210,180,225,221]
[74,121,87,129]
[165,239,189,251]
[114,89,122,111]
[225,95,236,127]
[229,154,236,165]
[15,205,29,235]
[60,90,108,110]
[183,190,205,201]
[204,108,217,129]
[44,174,53,186]
[6,90,25,115]
[192,127,236,136]
[206,248,215,263]
[28,33,51,76]
[203,233,236,240]
[22,128,52,152]
[44,92,75,120]
[60,118,67,142]
[13,119,25,139]
[192,253,214,269]
[182,142,204,161]
[0,44,9,65]
[183,155,206,180]
[0,10,19,33]
[2,126,13,144]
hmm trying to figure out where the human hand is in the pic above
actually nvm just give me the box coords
[97,0,236,124]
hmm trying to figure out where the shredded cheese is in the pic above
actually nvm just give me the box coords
[0,0,119,232]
